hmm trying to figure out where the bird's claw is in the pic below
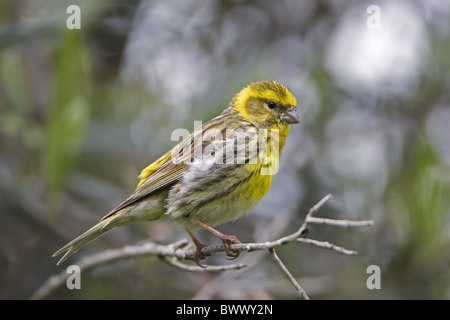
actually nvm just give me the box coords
[220,235,241,260]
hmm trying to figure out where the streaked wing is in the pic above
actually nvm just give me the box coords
[101,151,189,221]
[100,109,242,221]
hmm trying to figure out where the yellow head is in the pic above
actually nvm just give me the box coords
[231,80,299,130]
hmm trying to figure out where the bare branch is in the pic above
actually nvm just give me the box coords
[160,256,247,272]
[307,216,374,227]
[31,193,374,299]
[296,238,357,255]
[191,206,295,300]
[30,239,189,300]
[269,248,309,300]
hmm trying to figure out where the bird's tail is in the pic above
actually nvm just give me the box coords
[52,216,117,265]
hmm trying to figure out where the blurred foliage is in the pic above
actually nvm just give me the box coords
[0,0,449,299]
[45,30,90,211]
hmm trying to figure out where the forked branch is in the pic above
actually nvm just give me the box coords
[31,193,374,299]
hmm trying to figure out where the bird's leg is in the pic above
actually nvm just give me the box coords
[198,221,241,260]
[187,230,209,268]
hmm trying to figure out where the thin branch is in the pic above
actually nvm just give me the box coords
[307,216,374,227]
[31,239,189,300]
[160,256,246,272]
[186,193,371,258]
[191,206,296,300]
[32,193,374,299]
[269,248,309,300]
[296,238,357,255]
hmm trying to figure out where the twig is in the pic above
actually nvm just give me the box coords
[269,248,309,300]
[31,239,188,300]
[296,238,357,255]
[31,238,245,300]
[191,206,295,300]
[186,193,373,258]
[307,216,374,227]
[31,193,374,299]
[161,256,246,272]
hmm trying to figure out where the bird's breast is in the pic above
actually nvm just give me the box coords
[166,162,273,230]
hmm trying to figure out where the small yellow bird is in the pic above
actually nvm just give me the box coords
[53,80,299,266]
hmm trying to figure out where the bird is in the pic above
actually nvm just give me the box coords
[53,80,299,267]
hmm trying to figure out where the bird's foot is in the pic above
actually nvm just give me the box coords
[198,221,241,260]
[219,234,241,260]
[187,230,210,268]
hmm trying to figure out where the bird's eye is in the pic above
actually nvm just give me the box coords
[267,101,276,109]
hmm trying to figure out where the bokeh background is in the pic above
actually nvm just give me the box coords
[1,0,450,299]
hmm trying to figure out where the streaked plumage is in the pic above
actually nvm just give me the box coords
[53,80,299,266]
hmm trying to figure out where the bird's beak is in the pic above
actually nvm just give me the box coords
[282,107,300,124]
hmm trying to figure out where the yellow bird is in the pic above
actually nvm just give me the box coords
[53,80,299,266]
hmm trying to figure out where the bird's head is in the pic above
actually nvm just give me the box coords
[231,80,299,130]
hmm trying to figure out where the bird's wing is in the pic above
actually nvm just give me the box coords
[100,151,190,222]
[100,111,248,221]
[99,126,201,221]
